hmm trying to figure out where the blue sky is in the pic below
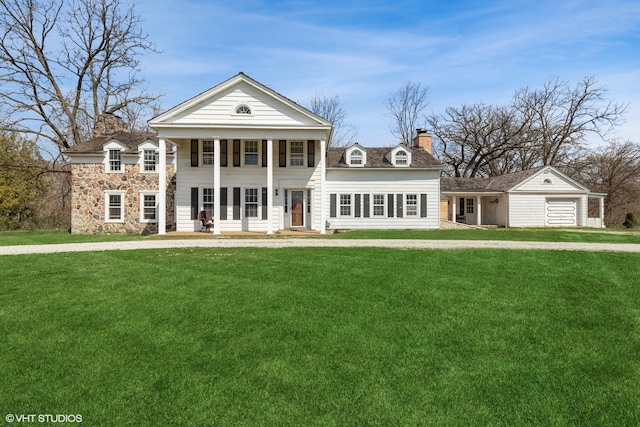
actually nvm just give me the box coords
[135,0,640,147]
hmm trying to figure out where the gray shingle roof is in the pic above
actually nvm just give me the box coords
[441,167,545,192]
[327,146,442,169]
[64,132,158,154]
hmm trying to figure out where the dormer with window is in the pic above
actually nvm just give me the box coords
[386,145,412,167]
[345,144,367,167]
[103,140,127,173]
[138,140,159,173]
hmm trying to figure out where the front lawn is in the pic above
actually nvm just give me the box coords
[1,248,639,426]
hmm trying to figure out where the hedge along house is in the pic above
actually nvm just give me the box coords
[142,72,444,234]
[440,166,606,228]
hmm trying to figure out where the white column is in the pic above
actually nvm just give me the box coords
[476,196,482,226]
[599,196,605,228]
[451,197,457,222]
[320,139,327,234]
[213,138,221,235]
[158,138,167,235]
[267,139,274,235]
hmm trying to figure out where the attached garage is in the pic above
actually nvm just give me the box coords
[545,199,577,226]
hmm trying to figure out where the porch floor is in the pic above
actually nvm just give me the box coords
[162,229,322,238]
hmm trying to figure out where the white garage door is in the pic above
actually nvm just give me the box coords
[546,199,577,226]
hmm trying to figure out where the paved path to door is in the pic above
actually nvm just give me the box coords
[2,239,640,255]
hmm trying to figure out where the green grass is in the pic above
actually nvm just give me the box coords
[1,247,639,426]
[1,227,640,246]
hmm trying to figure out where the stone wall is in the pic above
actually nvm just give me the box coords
[71,163,175,234]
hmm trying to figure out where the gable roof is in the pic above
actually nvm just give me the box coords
[148,72,333,131]
[64,132,158,155]
[441,166,591,192]
[327,146,442,169]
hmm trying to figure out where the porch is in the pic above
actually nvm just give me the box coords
[443,193,507,227]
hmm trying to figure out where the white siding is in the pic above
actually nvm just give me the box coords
[513,169,587,192]
[508,194,587,227]
[166,82,320,127]
[325,169,440,229]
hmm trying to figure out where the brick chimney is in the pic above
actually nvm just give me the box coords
[413,128,432,154]
[93,113,128,137]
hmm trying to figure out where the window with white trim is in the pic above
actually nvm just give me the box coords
[203,188,214,218]
[143,149,156,172]
[236,105,251,114]
[373,194,386,216]
[340,194,352,216]
[141,193,157,222]
[244,188,258,217]
[466,198,474,214]
[244,140,258,166]
[105,192,124,222]
[290,141,304,166]
[350,149,363,165]
[108,149,122,172]
[396,150,408,166]
[406,194,418,216]
[202,140,214,165]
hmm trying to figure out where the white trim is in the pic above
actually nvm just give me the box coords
[140,191,158,223]
[267,139,274,234]
[158,138,167,234]
[213,138,221,235]
[320,139,327,234]
[104,191,125,223]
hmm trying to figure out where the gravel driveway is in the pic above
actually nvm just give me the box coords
[2,238,640,255]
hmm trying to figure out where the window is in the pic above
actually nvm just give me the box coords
[236,105,251,114]
[396,150,408,166]
[141,193,157,222]
[105,192,124,222]
[340,194,351,216]
[290,141,304,166]
[202,140,214,165]
[466,198,474,214]
[373,194,386,216]
[543,178,553,185]
[109,149,122,172]
[143,150,156,172]
[406,194,418,216]
[350,149,363,165]
[203,188,214,218]
[244,140,258,165]
[244,188,258,217]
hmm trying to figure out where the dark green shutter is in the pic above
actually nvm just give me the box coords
[355,194,361,218]
[363,194,370,218]
[233,187,241,219]
[190,187,199,219]
[261,187,268,220]
[388,194,394,218]
[220,140,228,167]
[307,140,315,167]
[262,140,267,167]
[233,140,240,167]
[279,140,286,167]
[190,140,198,167]
[397,194,403,218]
[420,194,427,217]
[330,194,337,218]
[220,187,228,220]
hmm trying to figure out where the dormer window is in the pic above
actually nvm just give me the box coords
[236,105,251,115]
[346,145,366,167]
[350,149,363,165]
[396,150,408,166]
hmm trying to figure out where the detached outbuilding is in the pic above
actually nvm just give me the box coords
[441,166,606,228]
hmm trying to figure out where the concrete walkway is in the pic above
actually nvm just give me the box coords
[2,238,640,255]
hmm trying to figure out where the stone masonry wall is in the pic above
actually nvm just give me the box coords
[71,163,176,234]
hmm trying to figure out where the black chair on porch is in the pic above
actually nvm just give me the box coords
[198,210,213,232]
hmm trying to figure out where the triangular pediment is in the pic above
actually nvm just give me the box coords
[510,166,590,192]
[149,73,332,129]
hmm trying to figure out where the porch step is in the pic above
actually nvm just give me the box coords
[439,220,488,230]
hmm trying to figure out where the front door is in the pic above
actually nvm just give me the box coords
[291,191,304,227]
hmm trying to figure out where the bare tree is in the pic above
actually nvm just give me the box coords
[568,139,640,224]
[306,93,357,147]
[384,81,429,146]
[0,0,161,150]
[512,76,626,166]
